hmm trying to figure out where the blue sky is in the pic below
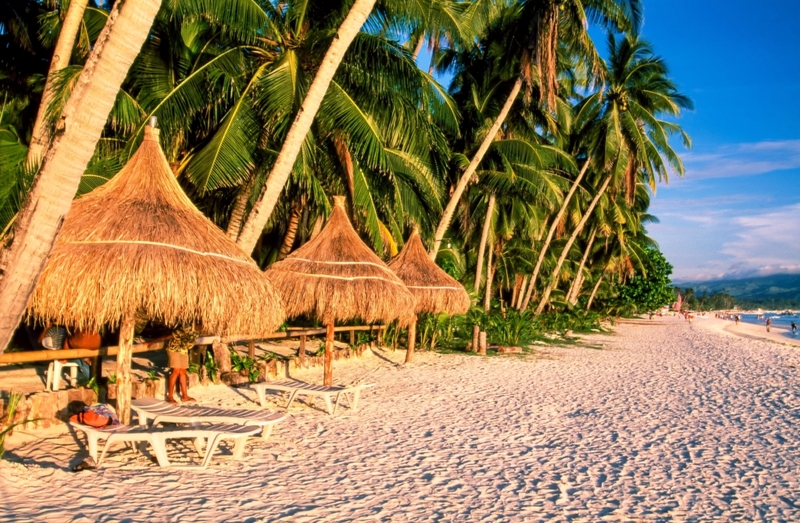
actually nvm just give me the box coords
[633,0,800,282]
[420,0,800,283]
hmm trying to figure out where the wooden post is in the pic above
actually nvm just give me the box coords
[405,317,417,364]
[376,326,383,347]
[91,356,102,381]
[472,325,480,352]
[248,339,255,359]
[349,329,355,346]
[299,335,307,367]
[478,331,487,356]
[324,324,334,386]
[116,315,135,425]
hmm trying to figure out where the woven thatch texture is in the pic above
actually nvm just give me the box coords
[27,127,284,336]
[388,229,471,315]
[265,197,415,326]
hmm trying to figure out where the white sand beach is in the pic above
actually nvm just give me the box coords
[2,317,800,522]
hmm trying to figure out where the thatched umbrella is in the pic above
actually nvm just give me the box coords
[27,125,285,423]
[265,196,415,385]
[388,227,470,363]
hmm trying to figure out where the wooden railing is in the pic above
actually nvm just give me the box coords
[0,325,386,365]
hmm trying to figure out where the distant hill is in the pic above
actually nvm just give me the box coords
[674,274,800,308]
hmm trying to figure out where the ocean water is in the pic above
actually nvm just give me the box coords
[738,313,798,330]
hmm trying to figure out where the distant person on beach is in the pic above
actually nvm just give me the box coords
[792,322,798,335]
[766,318,772,333]
[166,324,198,403]
[735,315,740,325]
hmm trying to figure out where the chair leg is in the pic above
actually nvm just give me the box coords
[256,387,266,407]
[200,435,224,469]
[87,432,99,461]
[232,437,248,461]
[285,390,299,411]
[260,424,273,441]
[333,392,344,416]
[53,361,62,391]
[351,389,361,411]
[150,435,171,467]
[323,395,334,415]
[69,364,78,387]
[97,437,114,467]
[45,362,54,391]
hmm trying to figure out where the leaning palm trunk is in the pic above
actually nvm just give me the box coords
[516,276,529,309]
[278,204,303,260]
[26,0,90,166]
[519,158,591,311]
[567,226,597,305]
[473,192,495,292]
[429,78,522,259]
[226,175,256,239]
[236,0,377,253]
[535,174,613,314]
[586,274,605,311]
[0,0,161,354]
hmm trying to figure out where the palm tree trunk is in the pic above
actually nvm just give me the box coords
[567,227,597,305]
[411,35,425,61]
[586,274,604,311]
[236,0,377,253]
[511,274,522,309]
[483,247,494,312]
[226,174,255,239]
[473,192,495,292]
[26,0,90,166]
[429,77,522,260]
[516,276,528,309]
[535,174,613,314]
[278,204,303,260]
[0,0,161,355]
[520,158,591,311]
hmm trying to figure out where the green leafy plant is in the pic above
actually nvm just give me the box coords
[1,393,44,459]
[188,362,200,375]
[145,370,158,381]
[204,357,219,383]
[107,373,117,385]
[78,376,100,397]
[230,350,260,383]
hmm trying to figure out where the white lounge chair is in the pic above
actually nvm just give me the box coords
[70,422,260,469]
[251,380,374,415]
[131,398,286,440]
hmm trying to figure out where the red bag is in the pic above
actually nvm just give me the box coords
[70,410,112,427]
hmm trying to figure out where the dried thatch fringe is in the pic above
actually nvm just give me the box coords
[28,126,284,336]
[265,196,415,326]
[388,228,471,315]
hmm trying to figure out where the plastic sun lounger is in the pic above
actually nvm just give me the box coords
[251,381,375,415]
[131,398,286,440]
[70,422,260,469]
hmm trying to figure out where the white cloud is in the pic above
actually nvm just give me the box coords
[680,140,800,180]
[658,202,800,281]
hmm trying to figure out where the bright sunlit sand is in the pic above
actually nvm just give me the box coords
[3,318,800,521]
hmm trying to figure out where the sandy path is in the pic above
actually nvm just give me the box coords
[2,318,800,522]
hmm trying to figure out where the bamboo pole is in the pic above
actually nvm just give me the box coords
[248,339,255,359]
[324,324,334,386]
[472,325,480,352]
[349,329,355,346]
[478,331,487,356]
[405,316,417,364]
[116,315,135,425]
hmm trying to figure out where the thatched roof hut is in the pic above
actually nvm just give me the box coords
[265,196,415,384]
[265,196,415,327]
[27,125,284,422]
[388,228,470,316]
[27,126,284,336]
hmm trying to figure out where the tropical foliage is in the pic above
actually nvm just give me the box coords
[0,0,692,348]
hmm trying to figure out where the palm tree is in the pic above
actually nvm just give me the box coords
[0,0,162,353]
[235,0,378,253]
[428,0,643,259]
[534,35,691,314]
[26,0,90,165]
